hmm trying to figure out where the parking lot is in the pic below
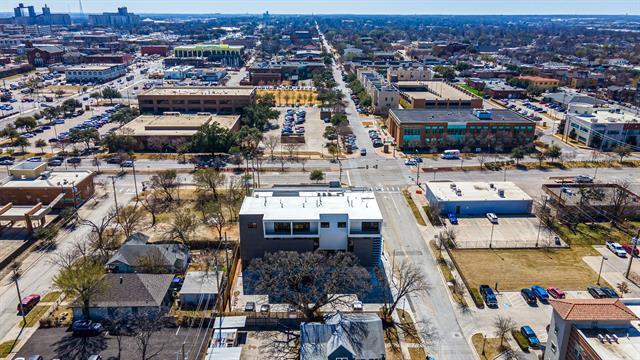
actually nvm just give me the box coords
[449,215,564,249]
[584,246,640,297]
[262,106,328,155]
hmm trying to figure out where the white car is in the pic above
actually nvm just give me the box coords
[606,241,627,257]
[575,175,594,183]
[486,213,498,224]
[404,159,417,166]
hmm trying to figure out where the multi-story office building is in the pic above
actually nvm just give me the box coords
[562,103,640,150]
[137,87,256,115]
[517,75,560,90]
[65,64,126,83]
[386,65,434,82]
[397,80,483,109]
[239,186,384,267]
[88,7,140,28]
[388,108,535,151]
[173,44,244,67]
[357,69,399,115]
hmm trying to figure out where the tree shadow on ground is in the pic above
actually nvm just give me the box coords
[53,333,108,360]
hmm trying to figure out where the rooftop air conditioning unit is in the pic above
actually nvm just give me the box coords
[498,189,505,197]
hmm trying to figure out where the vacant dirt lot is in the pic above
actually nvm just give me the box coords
[451,245,602,291]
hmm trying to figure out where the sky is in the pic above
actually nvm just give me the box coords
[1,0,639,15]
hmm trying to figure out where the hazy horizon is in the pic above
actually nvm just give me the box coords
[1,0,639,16]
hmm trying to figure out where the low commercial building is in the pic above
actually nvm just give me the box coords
[173,44,244,67]
[163,65,194,80]
[121,114,241,151]
[466,79,526,99]
[562,104,640,150]
[137,86,256,115]
[397,80,483,109]
[65,63,127,83]
[248,61,325,85]
[179,271,221,309]
[543,91,606,108]
[82,53,133,65]
[388,108,535,151]
[425,181,533,215]
[140,45,170,57]
[239,186,384,267]
[0,162,95,208]
[544,298,640,360]
[517,75,560,89]
[26,44,64,67]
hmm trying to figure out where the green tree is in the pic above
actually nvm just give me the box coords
[35,139,47,153]
[14,116,37,131]
[613,144,633,163]
[309,170,325,183]
[53,258,106,320]
[61,98,82,113]
[101,87,122,104]
[532,151,547,167]
[241,101,279,130]
[101,133,137,153]
[510,146,526,165]
[190,122,236,155]
[434,65,456,81]
[0,124,19,141]
[70,128,100,150]
[110,107,139,124]
[14,136,29,153]
[545,144,562,162]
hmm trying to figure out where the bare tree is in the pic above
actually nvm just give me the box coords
[477,153,490,170]
[132,311,166,360]
[139,191,164,227]
[610,180,633,224]
[223,177,245,221]
[263,134,280,161]
[117,205,146,239]
[149,170,178,202]
[136,251,170,274]
[248,251,371,321]
[382,260,428,320]
[78,208,118,261]
[493,315,516,348]
[284,143,302,160]
[203,201,227,240]
[163,210,198,244]
[193,168,226,199]
[617,281,630,298]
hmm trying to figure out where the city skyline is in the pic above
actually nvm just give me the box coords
[1,0,639,15]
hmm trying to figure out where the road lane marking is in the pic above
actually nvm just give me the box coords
[346,170,351,186]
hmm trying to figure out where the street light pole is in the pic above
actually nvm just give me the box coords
[625,231,640,279]
[597,255,608,285]
[131,159,139,201]
[111,176,119,217]
[489,222,495,248]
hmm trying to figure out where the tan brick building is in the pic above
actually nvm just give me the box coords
[137,87,256,115]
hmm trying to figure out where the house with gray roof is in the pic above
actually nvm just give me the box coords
[300,312,385,360]
[71,273,175,321]
[106,232,190,274]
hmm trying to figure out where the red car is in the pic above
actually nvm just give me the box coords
[17,294,40,314]
[547,287,566,299]
[622,244,639,257]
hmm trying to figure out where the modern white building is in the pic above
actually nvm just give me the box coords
[425,181,533,215]
[239,186,384,267]
[562,103,640,150]
[65,64,126,83]
[544,298,640,360]
[163,65,194,80]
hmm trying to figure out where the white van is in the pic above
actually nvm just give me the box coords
[441,149,460,159]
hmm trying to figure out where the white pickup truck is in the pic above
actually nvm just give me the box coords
[606,241,627,257]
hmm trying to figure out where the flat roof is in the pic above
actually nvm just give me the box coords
[571,109,640,124]
[240,191,383,221]
[390,109,534,124]
[2,171,92,188]
[180,271,221,295]
[122,114,240,136]
[397,80,474,101]
[174,43,244,51]
[139,86,255,97]
[427,181,532,202]
[580,325,640,360]
[66,64,122,71]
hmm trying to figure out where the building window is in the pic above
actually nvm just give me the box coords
[247,222,257,229]
[273,222,291,234]
[337,222,347,228]
[292,222,311,234]
[320,222,330,228]
[361,221,380,233]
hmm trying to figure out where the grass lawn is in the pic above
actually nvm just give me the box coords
[19,305,49,327]
[458,84,483,97]
[408,347,427,360]
[402,190,426,226]
[472,333,509,360]
[555,222,640,246]
[429,242,467,305]
[451,246,603,291]
[397,309,421,343]
[41,291,61,303]
[0,340,18,358]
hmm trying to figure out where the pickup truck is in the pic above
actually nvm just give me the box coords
[479,285,498,307]
[606,241,627,257]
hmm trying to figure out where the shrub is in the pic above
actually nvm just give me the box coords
[512,330,530,352]
[423,206,444,226]
[469,288,485,309]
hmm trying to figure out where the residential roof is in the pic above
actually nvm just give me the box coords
[106,232,189,269]
[180,271,222,296]
[73,273,174,308]
[550,299,639,321]
[139,86,255,97]
[390,108,534,124]
[300,312,385,360]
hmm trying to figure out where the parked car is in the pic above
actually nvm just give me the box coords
[600,287,619,298]
[360,148,367,156]
[606,241,627,257]
[530,285,549,302]
[47,159,63,166]
[120,160,134,167]
[0,159,14,166]
[622,243,639,257]
[260,304,270,313]
[71,320,104,336]
[67,157,82,164]
[105,157,122,164]
[404,158,417,166]
[26,156,42,162]
[244,302,255,312]
[27,356,43,360]
[486,213,498,224]
[87,356,102,360]
[479,285,498,307]
[520,288,537,305]
[575,175,594,183]
[448,213,458,225]
[372,139,383,147]
[587,286,607,299]
[17,294,40,314]
[520,326,540,348]
[352,301,363,311]
[547,287,566,299]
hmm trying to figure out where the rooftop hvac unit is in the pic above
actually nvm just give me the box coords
[598,334,605,343]
[456,190,462,196]
[450,183,457,189]
[498,189,505,197]
[489,183,494,189]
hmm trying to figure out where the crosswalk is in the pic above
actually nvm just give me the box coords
[372,185,403,192]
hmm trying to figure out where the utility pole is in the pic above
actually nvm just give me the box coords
[111,176,119,217]
[625,231,640,279]
[131,159,139,201]
[10,263,27,327]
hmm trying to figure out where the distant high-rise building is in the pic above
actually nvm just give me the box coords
[88,7,140,28]
[14,3,36,18]
[10,3,71,26]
